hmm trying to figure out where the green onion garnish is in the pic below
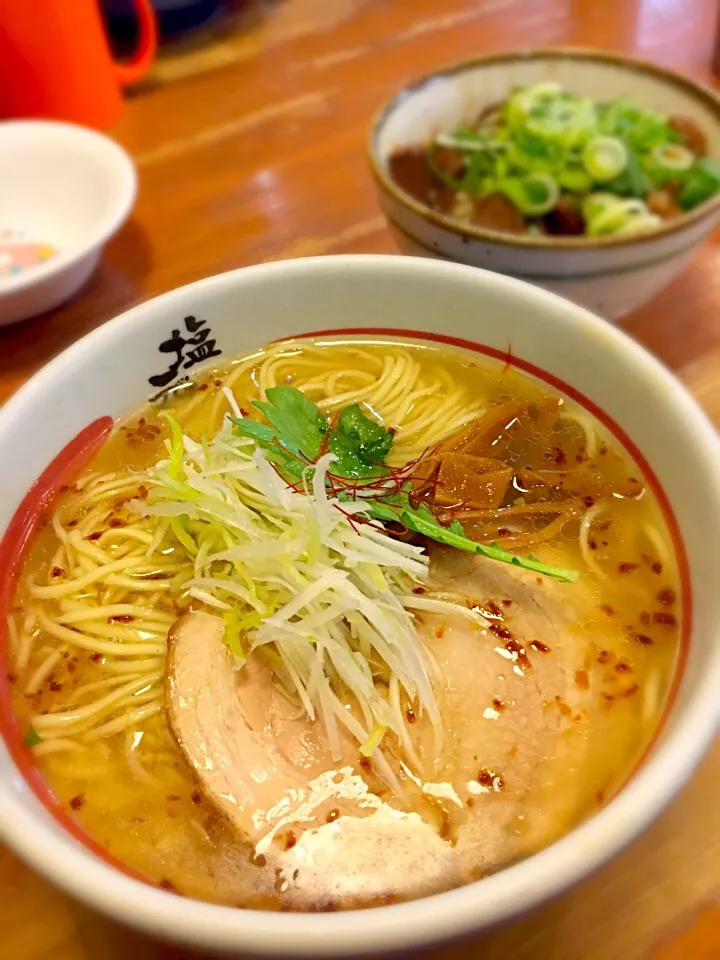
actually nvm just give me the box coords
[651,143,694,172]
[583,136,628,181]
[498,172,559,216]
[421,81,720,235]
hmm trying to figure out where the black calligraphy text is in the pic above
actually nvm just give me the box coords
[148,315,222,389]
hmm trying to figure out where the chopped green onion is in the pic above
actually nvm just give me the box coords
[360,723,387,757]
[435,133,508,153]
[25,726,42,747]
[557,166,592,192]
[498,173,559,216]
[624,148,649,197]
[417,81,719,235]
[615,213,663,236]
[524,81,564,102]
[526,98,595,147]
[582,192,621,222]
[506,91,534,128]
[677,159,720,209]
[160,413,187,482]
[583,136,628,181]
[651,143,695,172]
[585,198,651,236]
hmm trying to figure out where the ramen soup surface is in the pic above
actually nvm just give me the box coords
[8,338,681,910]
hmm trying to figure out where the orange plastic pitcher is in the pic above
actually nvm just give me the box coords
[0,0,157,130]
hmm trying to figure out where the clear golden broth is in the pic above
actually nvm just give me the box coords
[9,338,682,909]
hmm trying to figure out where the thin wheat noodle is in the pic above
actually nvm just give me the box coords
[49,541,70,575]
[104,658,165,675]
[30,557,144,599]
[74,470,102,491]
[84,700,163,740]
[559,410,598,458]
[45,619,168,643]
[643,522,672,565]
[451,500,577,522]
[579,504,608,577]
[369,357,414,412]
[208,356,258,427]
[67,532,115,565]
[33,676,161,732]
[320,355,397,409]
[37,613,165,657]
[470,509,576,549]
[16,625,37,673]
[67,672,159,704]
[56,604,175,625]
[365,356,412,411]
[85,475,144,501]
[125,730,162,786]
[102,576,171,592]
[31,738,83,757]
[642,670,662,729]
[24,647,67,695]
[6,614,19,657]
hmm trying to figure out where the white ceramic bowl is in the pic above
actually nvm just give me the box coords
[0,256,719,957]
[0,121,137,326]
[370,49,720,320]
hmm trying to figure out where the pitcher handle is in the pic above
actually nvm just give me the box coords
[113,0,158,87]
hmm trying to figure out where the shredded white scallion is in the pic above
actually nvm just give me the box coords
[133,397,474,768]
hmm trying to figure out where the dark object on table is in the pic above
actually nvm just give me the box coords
[102,0,222,47]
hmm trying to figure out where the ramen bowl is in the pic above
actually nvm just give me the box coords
[369,49,720,320]
[0,256,718,956]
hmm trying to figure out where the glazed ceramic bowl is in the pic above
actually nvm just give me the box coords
[0,256,719,956]
[0,121,136,326]
[369,49,720,320]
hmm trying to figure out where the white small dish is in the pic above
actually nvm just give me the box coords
[0,256,719,956]
[369,49,720,320]
[0,120,137,326]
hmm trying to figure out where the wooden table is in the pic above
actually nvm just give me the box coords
[2,0,720,956]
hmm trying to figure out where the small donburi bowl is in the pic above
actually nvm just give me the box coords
[369,48,720,321]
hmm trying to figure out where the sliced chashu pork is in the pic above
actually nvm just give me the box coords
[167,612,361,843]
[413,547,603,868]
[167,554,609,902]
[166,612,457,906]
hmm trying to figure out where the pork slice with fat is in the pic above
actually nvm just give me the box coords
[166,611,458,905]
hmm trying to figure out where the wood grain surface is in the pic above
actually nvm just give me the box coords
[1,1,720,957]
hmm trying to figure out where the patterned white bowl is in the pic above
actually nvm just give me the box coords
[369,49,720,320]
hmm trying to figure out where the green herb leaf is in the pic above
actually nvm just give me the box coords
[25,726,42,747]
[678,157,720,209]
[253,386,328,460]
[232,386,330,477]
[395,494,578,583]
[328,404,394,478]
[231,418,304,477]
